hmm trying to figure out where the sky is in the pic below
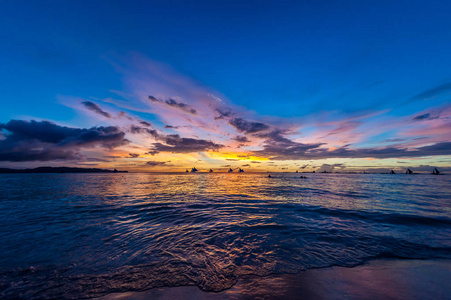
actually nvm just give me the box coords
[0,0,450,173]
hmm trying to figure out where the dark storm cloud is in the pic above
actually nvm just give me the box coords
[253,130,451,160]
[148,95,197,115]
[1,120,127,148]
[165,125,179,129]
[411,82,451,100]
[128,153,140,158]
[82,101,112,118]
[416,142,451,155]
[149,134,223,154]
[0,120,128,162]
[0,148,81,162]
[229,118,270,134]
[303,143,451,160]
[412,113,439,121]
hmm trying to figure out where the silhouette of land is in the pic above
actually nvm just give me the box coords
[0,167,128,173]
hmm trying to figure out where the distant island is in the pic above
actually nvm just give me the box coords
[0,167,128,173]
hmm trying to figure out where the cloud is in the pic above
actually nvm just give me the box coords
[139,121,153,127]
[145,160,167,167]
[214,108,232,120]
[82,101,112,118]
[233,135,250,143]
[129,125,159,138]
[317,163,344,172]
[117,111,134,120]
[254,130,324,160]
[148,95,197,115]
[0,120,128,162]
[412,113,439,121]
[128,153,140,158]
[411,82,451,100]
[252,127,451,160]
[229,118,270,134]
[308,142,451,160]
[321,121,360,138]
[150,134,223,154]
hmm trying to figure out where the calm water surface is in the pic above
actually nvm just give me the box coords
[0,173,450,299]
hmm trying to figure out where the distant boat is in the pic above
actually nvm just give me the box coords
[209,169,213,173]
[238,168,244,173]
[268,174,272,178]
[390,170,395,174]
[186,169,189,172]
[406,168,413,174]
[228,168,233,172]
[191,167,198,173]
[312,170,316,173]
[432,168,440,175]
[296,171,298,173]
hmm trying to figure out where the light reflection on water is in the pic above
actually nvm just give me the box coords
[0,173,450,299]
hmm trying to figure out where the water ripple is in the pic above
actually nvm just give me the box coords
[0,173,450,299]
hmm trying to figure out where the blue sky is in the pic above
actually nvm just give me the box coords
[0,0,450,172]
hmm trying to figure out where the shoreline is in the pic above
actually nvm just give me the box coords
[98,258,451,299]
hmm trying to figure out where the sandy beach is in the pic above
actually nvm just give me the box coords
[98,259,451,300]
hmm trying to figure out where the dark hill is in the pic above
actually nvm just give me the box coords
[0,167,128,173]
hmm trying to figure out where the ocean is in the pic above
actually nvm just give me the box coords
[0,173,450,299]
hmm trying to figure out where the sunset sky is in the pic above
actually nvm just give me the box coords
[1,0,450,172]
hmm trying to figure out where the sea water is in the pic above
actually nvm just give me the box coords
[0,173,450,299]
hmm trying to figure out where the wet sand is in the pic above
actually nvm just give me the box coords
[99,259,451,299]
